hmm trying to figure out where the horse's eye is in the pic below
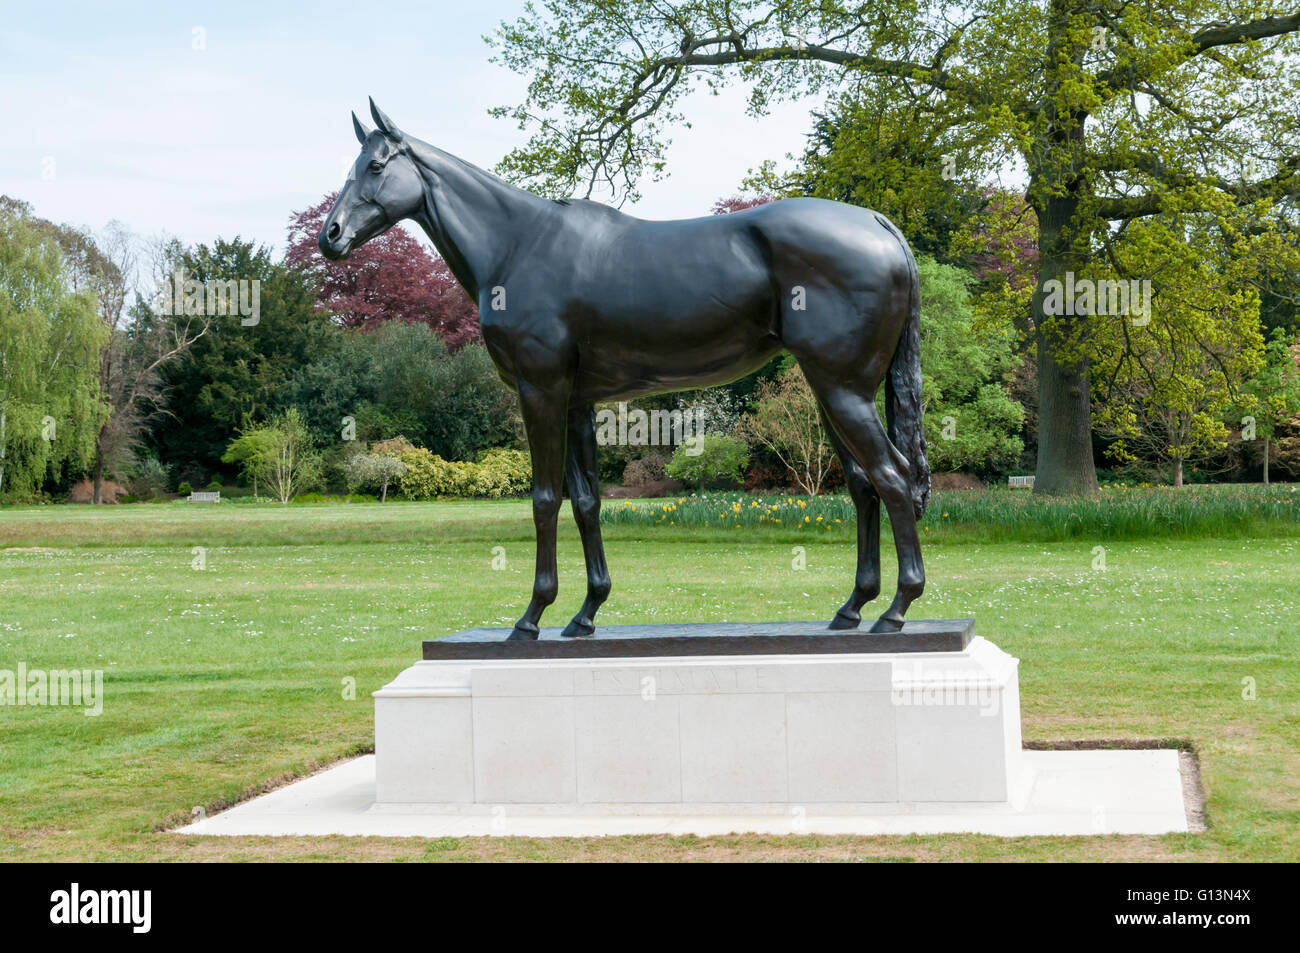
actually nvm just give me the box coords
[368,160,384,174]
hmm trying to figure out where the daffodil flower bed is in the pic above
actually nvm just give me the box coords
[601,493,855,531]
[600,484,1300,541]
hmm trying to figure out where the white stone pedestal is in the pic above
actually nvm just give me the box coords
[373,636,1022,809]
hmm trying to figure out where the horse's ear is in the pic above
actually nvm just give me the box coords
[352,112,373,146]
[369,97,402,140]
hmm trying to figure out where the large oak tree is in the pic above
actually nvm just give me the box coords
[488,0,1300,495]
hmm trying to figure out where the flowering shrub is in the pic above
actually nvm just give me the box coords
[476,448,532,497]
[395,445,530,499]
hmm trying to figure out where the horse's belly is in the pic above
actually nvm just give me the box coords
[572,323,782,402]
[553,218,782,400]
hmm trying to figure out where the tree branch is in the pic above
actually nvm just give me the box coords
[1094,152,1300,221]
[1096,13,1300,93]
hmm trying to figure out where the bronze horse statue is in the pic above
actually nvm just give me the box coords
[320,99,930,640]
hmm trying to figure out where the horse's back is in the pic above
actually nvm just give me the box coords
[532,197,912,400]
[746,199,910,283]
[618,197,911,297]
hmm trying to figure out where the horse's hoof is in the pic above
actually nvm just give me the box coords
[868,615,905,634]
[506,621,540,641]
[828,607,861,630]
[560,617,596,639]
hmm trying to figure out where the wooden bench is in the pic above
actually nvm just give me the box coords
[188,491,221,503]
[1007,475,1034,489]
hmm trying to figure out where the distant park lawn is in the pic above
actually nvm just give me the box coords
[0,492,1296,862]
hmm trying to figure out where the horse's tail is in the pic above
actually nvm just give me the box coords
[880,218,930,519]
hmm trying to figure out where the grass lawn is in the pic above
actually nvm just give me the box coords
[0,497,1296,861]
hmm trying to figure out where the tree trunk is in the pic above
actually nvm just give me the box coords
[1173,455,1184,487]
[1263,439,1270,486]
[1031,195,1099,497]
[381,477,388,503]
[92,445,105,505]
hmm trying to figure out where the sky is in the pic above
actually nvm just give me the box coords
[0,0,820,254]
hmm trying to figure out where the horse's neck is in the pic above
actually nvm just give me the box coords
[406,139,546,302]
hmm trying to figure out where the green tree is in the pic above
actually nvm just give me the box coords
[220,424,277,498]
[489,0,1300,496]
[275,328,376,444]
[0,206,107,500]
[756,89,986,264]
[277,322,522,462]
[665,434,750,491]
[222,408,321,504]
[1238,327,1300,484]
[369,323,522,460]
[152,239,332,475]
[1092,220,1266,485]
[343,445,407,501]
[915,257,1026,475]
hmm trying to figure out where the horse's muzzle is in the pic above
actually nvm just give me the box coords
[318,222,350,260]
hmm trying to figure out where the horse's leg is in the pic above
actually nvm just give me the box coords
[804,375,924,632]
[507,380,569,641]
[561,405,611,638]
[820,402,882,630]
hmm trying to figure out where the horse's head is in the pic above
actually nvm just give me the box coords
[318,99,425,260]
